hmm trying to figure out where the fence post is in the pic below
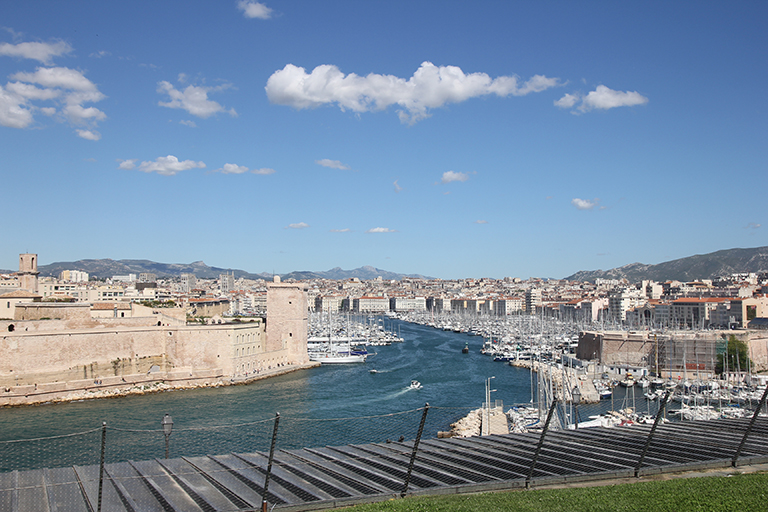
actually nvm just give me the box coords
[262,412,280,512]
[635,391,670,477]
[401,403,429,498]
[526,398,558,489]
[97,421,106,512]
[732,385,768,467]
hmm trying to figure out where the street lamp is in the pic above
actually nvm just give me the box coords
[161,413,173,459]
[571,386,581,430]
[485,377,496,435]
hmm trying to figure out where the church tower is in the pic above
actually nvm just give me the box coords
[18,253,40,293]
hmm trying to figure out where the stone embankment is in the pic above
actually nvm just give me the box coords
[0,362,320,407]
[510,359,600,403]
[448,408,482,437]
[445,405,509,438]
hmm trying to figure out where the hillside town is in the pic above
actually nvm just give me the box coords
[4,261,766,331]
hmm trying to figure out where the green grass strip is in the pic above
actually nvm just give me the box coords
[342,472,768,512]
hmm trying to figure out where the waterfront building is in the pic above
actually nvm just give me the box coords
[608,287,646,321]
[525,288,542,314]
[493,297,522,315]
[353,296,390,313]
[315,294,344,312]
[389,296,427,312]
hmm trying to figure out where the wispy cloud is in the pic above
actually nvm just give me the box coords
[180,119,196,128]
[746,222,761,230]
[266,61,561,124]
[441,171,469,184]
[366,227,396,233]
[393,180,402,193]
[136,155,206,176]
[571,198,599,210]
[330,228,351,233]
[286,222,309,229]
[475,220,488,224]
[157,80,237,118]
[315,159,351,170]
[213,163,275,175]
[237,0,273,19]
[556,85,648,113]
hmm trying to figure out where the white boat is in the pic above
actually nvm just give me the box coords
[409,380,422,390]
[310,351,367,364]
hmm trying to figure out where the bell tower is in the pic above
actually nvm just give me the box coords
[19,253,40,293]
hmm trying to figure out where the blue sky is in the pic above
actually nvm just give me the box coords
[1,1,766,279]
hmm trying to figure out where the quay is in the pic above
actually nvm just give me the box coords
[3,416,768,511]
[510,359,600,403]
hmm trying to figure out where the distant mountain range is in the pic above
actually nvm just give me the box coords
[1,259,434,281]
[565,246,768,283]
[2,246,767,282]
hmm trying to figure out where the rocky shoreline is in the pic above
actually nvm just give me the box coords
[0,362,320,408]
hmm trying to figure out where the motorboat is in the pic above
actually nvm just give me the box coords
[409,380,422,390]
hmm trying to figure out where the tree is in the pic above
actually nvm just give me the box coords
[716,334,750,375]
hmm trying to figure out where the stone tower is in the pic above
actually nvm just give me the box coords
[266,276,309,364]
[18,253,39,293]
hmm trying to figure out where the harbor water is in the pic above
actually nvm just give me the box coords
[0,319,667,472]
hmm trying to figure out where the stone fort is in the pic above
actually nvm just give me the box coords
[0,254,310,406]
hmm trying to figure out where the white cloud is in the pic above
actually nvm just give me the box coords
[117,159,137,170]
[441,171,469,184]
[266,61,561,124]
[12,66,98,92]
[237,0,273,19]
[315,158,351,170]
[556,85,648,113]
[5,81,60,100]
[213,163,275,175]
[475,220,488,224]
[286,222,309,229]
[0,86,33,128]
[572,198,599,210]
[63,103,106,124]
[157,81,237,118]
[581,85,648,111]
[554,93,579,109]
[76,129,100,141]
[89,50,110,59]
[3,66,107,136]
[180,119,197,127]
[0,40,72,64]
[330,228,351,233]
[137,155,206,176]
[746,223,761,230]
[393,180,402,193]
[216,163,249,174]
[366,227,396,233]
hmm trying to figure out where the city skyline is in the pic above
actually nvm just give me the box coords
[1,1,766,279]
